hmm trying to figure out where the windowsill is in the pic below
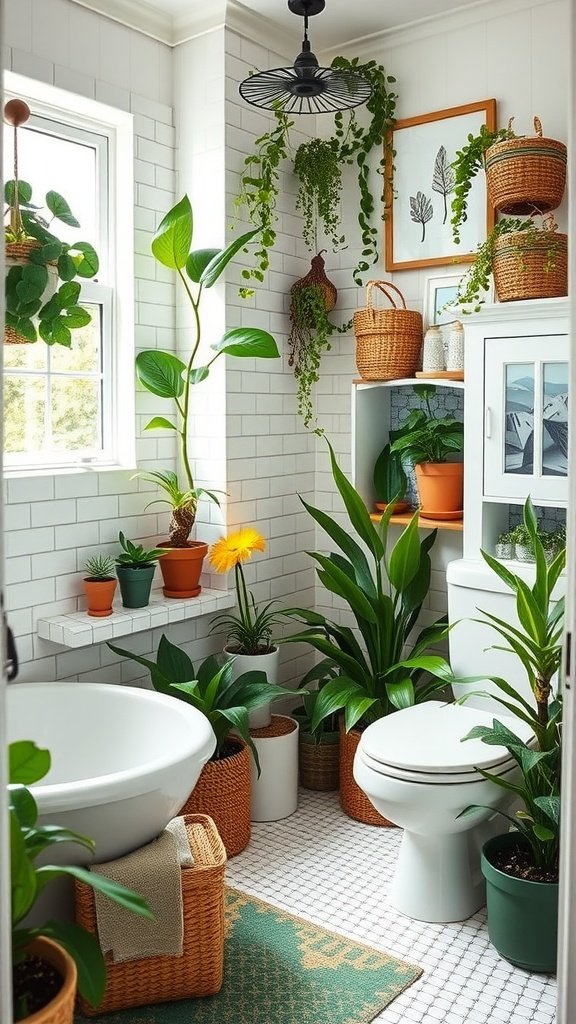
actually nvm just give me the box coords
[4,462,138,480]
[37,588,234,648]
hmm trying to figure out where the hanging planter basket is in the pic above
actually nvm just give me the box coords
[485,117,567,216]
[493,229,568,302]
[4,241,59,345]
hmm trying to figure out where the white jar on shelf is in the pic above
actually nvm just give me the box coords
[447,321,465,372]
[422,325,445,372]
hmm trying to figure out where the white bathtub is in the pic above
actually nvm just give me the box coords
[7,681,216,863]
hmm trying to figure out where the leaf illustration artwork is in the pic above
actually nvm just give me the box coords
[432,145,456,224]
[409,191,434,242]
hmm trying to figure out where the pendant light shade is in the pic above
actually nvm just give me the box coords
[239,0,372,115]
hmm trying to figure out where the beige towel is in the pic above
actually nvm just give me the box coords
[92,817,192,963]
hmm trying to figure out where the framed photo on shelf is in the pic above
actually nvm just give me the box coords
[385,99,496,272]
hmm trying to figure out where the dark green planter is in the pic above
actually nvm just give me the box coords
[481,833,558,973]
[116,563,156,608]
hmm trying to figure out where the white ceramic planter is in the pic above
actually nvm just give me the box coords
[224,645,280,728]
[249,715,299,822]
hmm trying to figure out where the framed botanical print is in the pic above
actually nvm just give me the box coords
[385,99,496,271]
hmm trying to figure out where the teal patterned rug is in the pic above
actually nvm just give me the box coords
[78,887,422,1024]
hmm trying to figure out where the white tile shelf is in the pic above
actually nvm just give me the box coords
[37,589,234,649]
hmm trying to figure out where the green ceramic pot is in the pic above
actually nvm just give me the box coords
[116,563,156,608]
[481,832,558,973]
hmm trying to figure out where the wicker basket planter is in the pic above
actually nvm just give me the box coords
[485,118,567,216]
[299,729,340,791]
[74,814,226,1016]
[5,240,59,345]
[493,230,567,302]
[339,721,395,827]
[16,937,77,1024]
[180,738,251,857]
[353,281,422,381]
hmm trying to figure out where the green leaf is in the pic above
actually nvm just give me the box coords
[299,495,376,599]
[41,920,106,1007]
[16,263,48,303]
[157,633,195,683]
[57,253,78,281]
[9,741,50,785]
[151,195,192,269]
[200,229,259,287]
[62,306,92,328]
[145,416,177,431]
[186,248,220,282]
[45,190,80,227]
[189,366,209,384]
[8,785,38,828]
[387,511,421,593]
[13,317,37,342]
[69,241,99,278]
[312,553,377,623]
[10,811,37,923]
[210,327,280,359]
[136,350,186,399]
[387,678,415,710]
[326,440,383,562]
[5,179,32,205]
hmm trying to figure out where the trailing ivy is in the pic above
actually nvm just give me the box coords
[288,284,348,434]
[455,216,542,309]
[294,137,344,254]
[450,124,515,243]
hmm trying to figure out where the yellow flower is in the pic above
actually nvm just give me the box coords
[209,527,266,573]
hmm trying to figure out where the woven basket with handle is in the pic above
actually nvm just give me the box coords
[485,117,567,216]
[353,281,422,381]
[74,814,226,1016]
[493,229,568,302]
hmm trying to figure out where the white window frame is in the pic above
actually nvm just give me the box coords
[3,71,135,475]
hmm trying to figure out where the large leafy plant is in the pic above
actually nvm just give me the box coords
[390,384,464,465]
[136,195,280,544]
[459,496,565,874]
[283,443,455,732]
[5,179,99,346]
[9,741,151,1019]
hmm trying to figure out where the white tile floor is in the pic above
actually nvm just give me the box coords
[226,790,557,1024]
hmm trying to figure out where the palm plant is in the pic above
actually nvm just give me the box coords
[136,469,222,548]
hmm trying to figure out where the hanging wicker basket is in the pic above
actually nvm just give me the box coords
[339,721,396,827]
[493,229,568,302]
[353,281,422,381]
[5,240,59,345]
[180,738,251,857]
[485,117,567,216]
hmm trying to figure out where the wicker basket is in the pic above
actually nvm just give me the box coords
[353,281,422,381]
[485,117,567,216]
[339,722,395,827]
[180,738,251,857]
[74,814,226,1016]
[299,730,340,791]
[5,240,43,344]
[493,230,568,302]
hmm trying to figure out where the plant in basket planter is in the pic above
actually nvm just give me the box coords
[390,384,464,517]
[208,526,284,728]
[457,496,565,972]
[82,554,117,618]
[135,195,280,598]
[107,637,291,856]
[291,659,341,793]
[9,740,151,1022]
[282,442,455,825]
[115,531,165,609]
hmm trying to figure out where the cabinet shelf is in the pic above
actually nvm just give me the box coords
[353,377,465,390]
[369,512,463,532]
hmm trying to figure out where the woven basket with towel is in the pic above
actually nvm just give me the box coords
[353,281,423,381]
[74,813,226,1015]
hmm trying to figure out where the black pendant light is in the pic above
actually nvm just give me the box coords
[239,0,372,115]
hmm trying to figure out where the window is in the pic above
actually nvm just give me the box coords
[3,73,134,473]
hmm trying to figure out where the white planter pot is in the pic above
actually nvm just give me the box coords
[224,645,279,728]
[249,715,299,822]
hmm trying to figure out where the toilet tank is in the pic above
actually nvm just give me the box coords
[447,558,563,713]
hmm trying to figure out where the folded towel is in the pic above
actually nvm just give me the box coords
[92,817,192,963]
[165,816,194,868]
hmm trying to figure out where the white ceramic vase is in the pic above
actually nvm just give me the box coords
[224,645,280,728]
[249,715,299,822]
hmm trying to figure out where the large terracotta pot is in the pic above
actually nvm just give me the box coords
[158,541,208,598]
[224,645,280,727]
[339,722,395,827]
[82,577,117,617]
[415,462,463,517]
[17,936,77,1024]
[180,737,251,856]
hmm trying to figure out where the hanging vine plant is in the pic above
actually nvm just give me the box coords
[234,59,398,293]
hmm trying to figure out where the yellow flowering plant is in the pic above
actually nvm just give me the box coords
[209,528,282,656]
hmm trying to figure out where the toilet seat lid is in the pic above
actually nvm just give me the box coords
[360,702,533,774]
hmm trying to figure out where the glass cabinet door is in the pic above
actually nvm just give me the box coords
[484,335,568,503]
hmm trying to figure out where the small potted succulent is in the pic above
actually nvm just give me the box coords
[82,554,117,617]
[495,530,515,560]
[115,531,165,609]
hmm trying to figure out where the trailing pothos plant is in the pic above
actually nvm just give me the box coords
[450,123,515,244]
[136,196,280,544]
[5,179,99,345]
[288,283,337,433]
[234,58,397,295]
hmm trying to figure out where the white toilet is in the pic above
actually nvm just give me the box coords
[353,557,539,925]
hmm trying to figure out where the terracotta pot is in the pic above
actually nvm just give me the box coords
[82,577,117,617]
[18,936,77,1024]
[157,541,208,598]
[180,737,251,856]
[415,462,463,517]
[339,722,395,826]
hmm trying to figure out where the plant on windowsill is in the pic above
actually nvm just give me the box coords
[9,740,151,1022]
[137,195,280,599]
[82,554,117,618]
[4,99,99,347]
[115,531,165,610]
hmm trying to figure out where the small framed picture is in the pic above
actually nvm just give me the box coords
[424,274,462,329]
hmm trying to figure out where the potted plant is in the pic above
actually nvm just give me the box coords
[283,442,455,825]
[4,99,99,346]
[291,659,341,792]
[107,637,291,856]
[208,526,283,728]
[389,384,464,517]
[459,496,565,972]
[495,530,515,559]
[509,522,535,562]
[136,195,279,598]
[9,739,151,1021]
[82,555,117,617]
[372,437,409,514]
[115,532,165,609]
